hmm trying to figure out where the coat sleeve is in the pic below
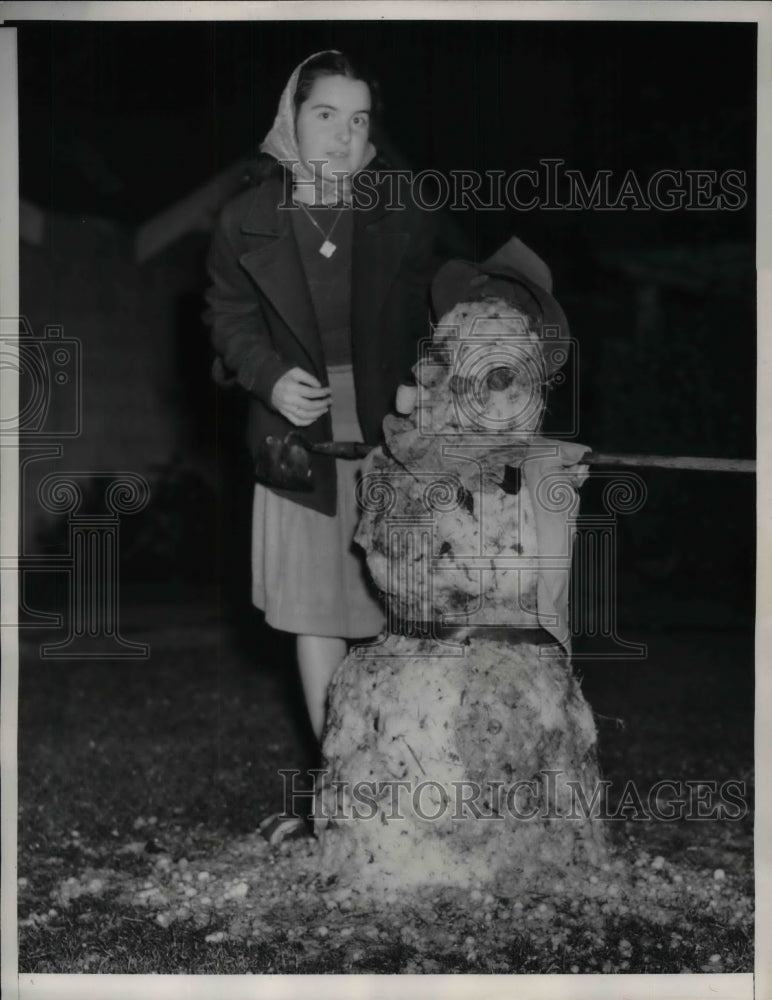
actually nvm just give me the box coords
[203,205,293,405]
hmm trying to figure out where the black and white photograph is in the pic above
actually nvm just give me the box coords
[0,2,767,997]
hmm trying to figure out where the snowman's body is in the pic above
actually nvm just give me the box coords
[316,296,607,891]
[358,442,541,628]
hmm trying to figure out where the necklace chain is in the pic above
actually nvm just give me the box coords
[299,202,345,257]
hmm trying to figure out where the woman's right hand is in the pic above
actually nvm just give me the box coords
[270,367,332,427]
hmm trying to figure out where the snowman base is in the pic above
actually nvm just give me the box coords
[315,631,607,893]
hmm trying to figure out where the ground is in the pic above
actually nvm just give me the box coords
[16,586,754,975]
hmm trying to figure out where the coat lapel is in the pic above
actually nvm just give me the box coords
[236,173,412,380]
[238,177,325,378]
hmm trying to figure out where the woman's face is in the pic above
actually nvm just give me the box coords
[295,74,371,182]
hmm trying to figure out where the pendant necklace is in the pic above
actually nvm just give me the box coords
[299,201,345,258]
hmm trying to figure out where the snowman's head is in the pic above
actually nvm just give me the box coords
[413,294,547,438]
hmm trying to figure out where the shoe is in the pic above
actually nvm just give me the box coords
[258,813,310,846]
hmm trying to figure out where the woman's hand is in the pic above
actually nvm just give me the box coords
[271,367,332,427]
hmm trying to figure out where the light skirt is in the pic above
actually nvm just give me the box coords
[251,365,386,638]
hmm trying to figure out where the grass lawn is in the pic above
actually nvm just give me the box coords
[16,601,754,975]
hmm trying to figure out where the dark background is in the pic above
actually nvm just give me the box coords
[10,17,757,633]
[10,19,757,973]
[13,20,756,237]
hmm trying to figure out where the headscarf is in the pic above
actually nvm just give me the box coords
[260,50,377,205]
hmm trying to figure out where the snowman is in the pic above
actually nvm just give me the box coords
[315,239,606,893]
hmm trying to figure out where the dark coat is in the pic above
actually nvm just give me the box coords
[204,169,438,516]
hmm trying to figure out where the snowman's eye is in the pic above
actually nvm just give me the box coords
[486,367,516,390]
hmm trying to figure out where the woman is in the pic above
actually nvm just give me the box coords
[205,52,437,781]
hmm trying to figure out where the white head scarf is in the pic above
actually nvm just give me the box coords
[260,50,377,205]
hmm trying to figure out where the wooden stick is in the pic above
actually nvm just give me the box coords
[584,452,755,473]
[310,441,756,473]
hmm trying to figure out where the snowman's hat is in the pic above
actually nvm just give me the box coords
[431,237,571,375]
